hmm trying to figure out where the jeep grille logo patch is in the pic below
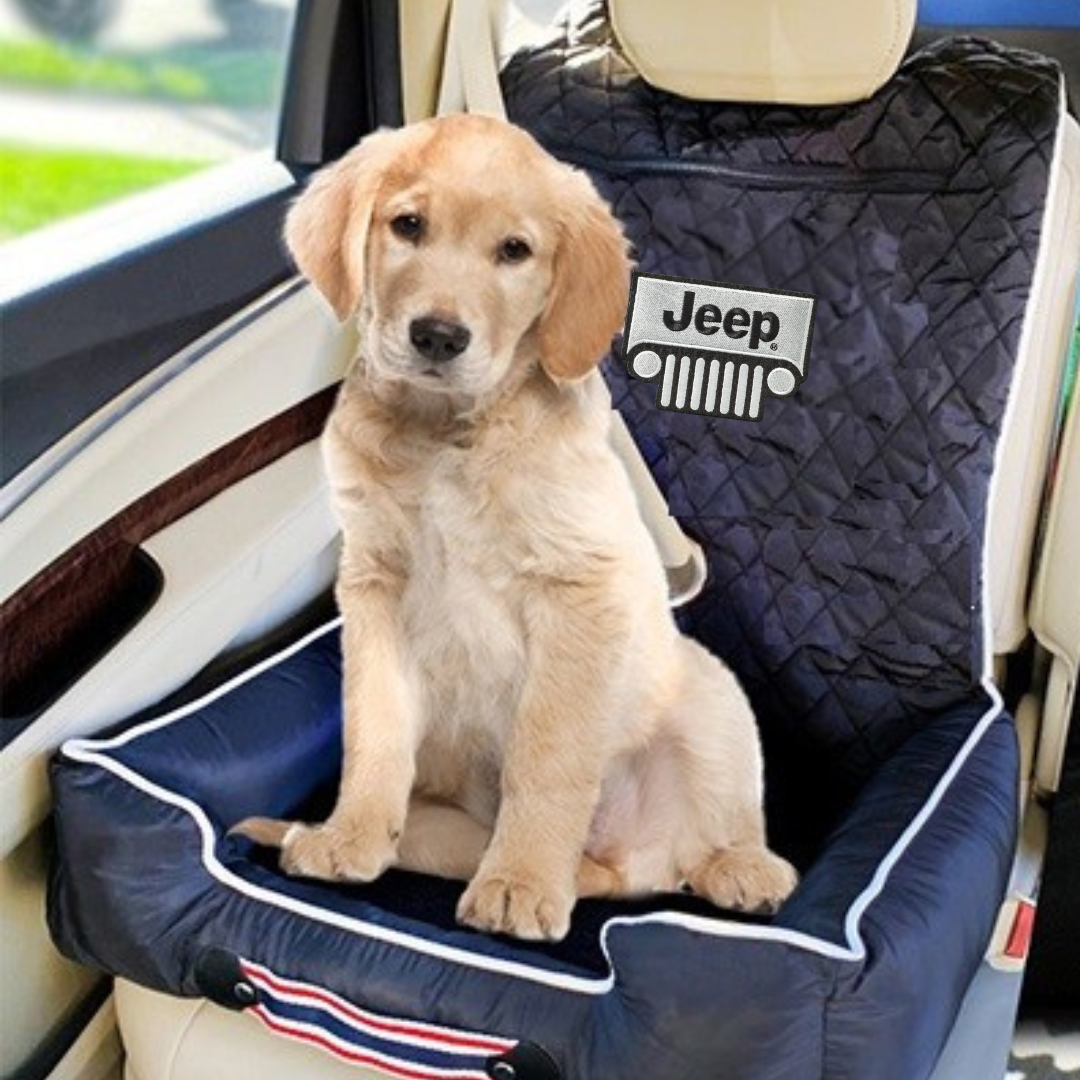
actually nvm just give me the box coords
[621,272,817,422]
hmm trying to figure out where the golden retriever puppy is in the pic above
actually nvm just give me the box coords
[237,114,797,942]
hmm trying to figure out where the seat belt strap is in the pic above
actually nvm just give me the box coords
[434,0,707,605]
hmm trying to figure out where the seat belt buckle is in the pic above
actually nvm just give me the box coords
[987,894,1038,972]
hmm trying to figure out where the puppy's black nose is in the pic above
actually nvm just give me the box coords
[409,317,471,363]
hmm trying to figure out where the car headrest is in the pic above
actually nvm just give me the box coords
[608,0,917,104]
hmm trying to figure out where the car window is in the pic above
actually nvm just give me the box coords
[0,0,296,245]
[918,0,1080,28]
[914,0,1080,112]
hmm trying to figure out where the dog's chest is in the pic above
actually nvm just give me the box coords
[401,455,530,728]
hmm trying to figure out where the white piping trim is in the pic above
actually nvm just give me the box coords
[64,615,344,755]
[63,741,612,994]
[840,678,1004,952]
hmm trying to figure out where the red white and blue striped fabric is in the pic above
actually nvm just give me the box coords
[241,958,515,1079]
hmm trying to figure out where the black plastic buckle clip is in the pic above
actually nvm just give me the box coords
[193,947,260,1011]
[486,1040,561,1080]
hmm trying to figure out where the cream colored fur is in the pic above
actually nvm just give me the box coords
[236,115,796,941]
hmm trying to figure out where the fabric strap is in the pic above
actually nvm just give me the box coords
[435,0,706,604]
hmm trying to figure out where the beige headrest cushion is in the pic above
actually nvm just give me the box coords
[609,0,917,105]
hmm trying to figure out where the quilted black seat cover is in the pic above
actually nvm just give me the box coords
[503,3,1061,852]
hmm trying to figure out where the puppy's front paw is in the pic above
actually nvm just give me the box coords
[234,816,399,883]
[687,846,798,915]
[283,817,401,882]
[457,869,574,942]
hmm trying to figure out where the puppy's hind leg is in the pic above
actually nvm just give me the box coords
[398,798,625,899]
[235,801,491,882]
[671,639,797,915]
[395,798,492,881]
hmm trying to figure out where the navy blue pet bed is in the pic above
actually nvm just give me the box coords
[49,9,1060,1080]
[53,623,1016,1079]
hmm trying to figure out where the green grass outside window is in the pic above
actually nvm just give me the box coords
[0,36,281,107]
[0,143,206,239]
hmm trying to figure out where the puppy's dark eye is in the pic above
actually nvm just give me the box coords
[498,237,532,264]
[391,213,424,241]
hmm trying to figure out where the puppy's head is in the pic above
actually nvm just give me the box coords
[285,115,630,398]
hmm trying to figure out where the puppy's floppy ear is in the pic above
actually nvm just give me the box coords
[539,168,631,382]
[284,127,400,321]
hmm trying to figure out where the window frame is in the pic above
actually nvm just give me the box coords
[0,0,402,496]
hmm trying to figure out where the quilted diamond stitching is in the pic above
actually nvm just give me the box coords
[503,4,1059,802]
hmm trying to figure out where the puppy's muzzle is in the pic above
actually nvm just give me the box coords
[410,316,472,363]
